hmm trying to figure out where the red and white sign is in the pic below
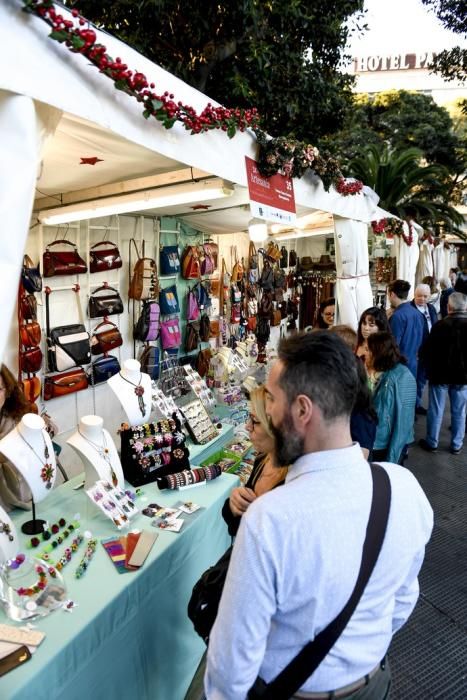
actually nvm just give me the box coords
[245,156,296,224]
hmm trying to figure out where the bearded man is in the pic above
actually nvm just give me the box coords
[205,332,433,700]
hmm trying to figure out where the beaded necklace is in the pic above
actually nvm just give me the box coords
[78,429,118,487]
[16,564,57,597]
[17,428,54,489]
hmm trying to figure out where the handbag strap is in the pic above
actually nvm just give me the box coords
[90,241,118,250]
[90,285,119,296]
[46,239,77,250]
[252,462,391,700]
[23,254,36,269]
[92,320,118,333]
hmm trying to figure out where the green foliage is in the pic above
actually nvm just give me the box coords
[347,145,465,237]
[421,1,466,83]
[65,0,365,142]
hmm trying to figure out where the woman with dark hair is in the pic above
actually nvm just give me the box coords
[356,306,390,366]
[314,297,335,329]
[0,364,37,511]
[367,332,416,464]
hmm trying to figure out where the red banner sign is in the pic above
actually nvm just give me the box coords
[245,156,296,224]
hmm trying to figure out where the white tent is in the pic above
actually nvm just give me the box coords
[0,1,386,364]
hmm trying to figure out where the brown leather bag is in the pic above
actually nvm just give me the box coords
[271,309,282,327]
[231,247,244,283]
[20,321,41,348]
[20,294,37,321]
[19,346,43,373]
[20,375,41,403]
[195,348,212,377]
[128,239,159,300]
[89,241,122,273]
[90,321,123,356]
[209,319,220,338]
[43,368,88,401]
[43,240,87,277]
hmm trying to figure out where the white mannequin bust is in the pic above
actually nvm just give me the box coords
[0,505,18,564]
[67,415,124,489]
[107,359,152,425]
[0,414,56,503]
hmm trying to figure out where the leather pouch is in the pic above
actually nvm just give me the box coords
[43,368,88,401]
[20,321,41,348]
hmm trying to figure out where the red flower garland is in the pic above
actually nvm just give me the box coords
[371,218,414,246]
[335,177,364,196]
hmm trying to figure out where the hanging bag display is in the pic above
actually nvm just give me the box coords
[159,285,180,315]
[160,245,181,275]
[185,322,200,352]
[199,314,211,342]
[19,346,43,374]
[139,344,160,380]
[265,241,281,263]
[231,247,243,283]
[89,241,122,273]
[43,367,88,401]
[87,355,121,385]
[248,242,259,283]
[289,249,297,268]
[19,321,41,348]
[187,289,200,321]
[259,262,274,291]
[20,293,37,321]
[21,255,42,294]
[181,245,201,280]
[91,321,123,356]
[201,242,217,275]
[20,375,41,403]
[46,289,91,372]
[88,285,124,318]
[43,240,87,277]
[160,318,181,350]
[128,239,159,300]
[279,246,289,269]
[133,301,161,342]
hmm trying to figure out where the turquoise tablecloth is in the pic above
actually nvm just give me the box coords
[0,471,237,700]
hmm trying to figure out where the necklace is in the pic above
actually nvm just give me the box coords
[78,429,118,487]
[118,372,146,417]
[17,428,54,490]
[16,564,57,597]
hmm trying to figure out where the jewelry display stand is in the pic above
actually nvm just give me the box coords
[67,415,125,489]
[108,359,152,426]
[0,414,56,535]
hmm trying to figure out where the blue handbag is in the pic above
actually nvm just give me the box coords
[159,285,180,315]
[195,281,211,309]
[87,355,121,386]
[160,246,181,275]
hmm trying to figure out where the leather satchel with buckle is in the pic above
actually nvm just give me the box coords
[43,239,87,277]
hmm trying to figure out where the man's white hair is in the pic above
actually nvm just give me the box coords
[415,284,431,296]
[448,292,467,313]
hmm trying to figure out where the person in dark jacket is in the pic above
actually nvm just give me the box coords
[419,292,467,455]
[439,277,455,318]
[387,279,425,379]
[411,284,438,414]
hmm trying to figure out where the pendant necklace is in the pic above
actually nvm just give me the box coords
[119,372,146,417]
[17,428,54,490]
[78,429,118,487]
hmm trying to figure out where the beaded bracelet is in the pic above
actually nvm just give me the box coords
[40,521,80,561]
[75,538,97,579]
[56,534,84,571]
[28,518,67,548]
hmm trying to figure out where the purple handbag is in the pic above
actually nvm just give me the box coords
[187,289,200,321]
[160,318,181,350]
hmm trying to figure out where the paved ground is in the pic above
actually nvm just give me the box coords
[388,407,467,699]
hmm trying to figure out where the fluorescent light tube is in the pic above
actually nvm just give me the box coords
[38,179,235,225]
[275,227,334,241]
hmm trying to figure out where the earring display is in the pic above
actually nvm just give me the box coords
[86,480,139,530]
[180,399,218,445]
[150,383,185,424]
[181,365,216,409]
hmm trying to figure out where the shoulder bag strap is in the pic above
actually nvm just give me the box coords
[73,288,85,326]
[251,462,391,700]
[46,239,77,250]
[90,240,118,250]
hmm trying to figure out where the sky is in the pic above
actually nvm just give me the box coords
[347,0,465,55]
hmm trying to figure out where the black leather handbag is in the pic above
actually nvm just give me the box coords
[45,290,91,372]
[21,255,42,293]
[88,286,124,318]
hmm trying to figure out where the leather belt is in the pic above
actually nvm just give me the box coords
[293,660,385,700]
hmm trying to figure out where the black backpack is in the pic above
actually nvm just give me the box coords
[256,316,271,345]
[199,314,211,342]
[187,546,233,642]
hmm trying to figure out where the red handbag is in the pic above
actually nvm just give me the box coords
[43,240,87,277]
[20,346,43,373]
[20,322,41,348]
[43,368,88,401]
[89,241,122,273]
[90,321,123,355]
[20,375,41,403]
[20,294,37,321]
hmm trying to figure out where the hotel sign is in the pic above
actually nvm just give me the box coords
[354,52,436,72]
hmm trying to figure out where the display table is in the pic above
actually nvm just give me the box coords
[0,472,237,700]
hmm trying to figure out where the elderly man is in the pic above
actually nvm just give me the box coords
[419,292,467,455]
[411,284,438,415]
[387,279,425,378]
[205,332,433,700]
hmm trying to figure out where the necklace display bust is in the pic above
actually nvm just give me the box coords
[107,359,152,425]
[0,414,56,502]
[67,415,124,489]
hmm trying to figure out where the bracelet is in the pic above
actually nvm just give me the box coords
[28,518,67,548]
[75,538,97,579]
[55,535,84,571]
[40,521,80,560]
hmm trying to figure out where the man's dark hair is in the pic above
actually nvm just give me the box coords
[277,331,359,421]
[387,279,411,300]
[367,331,404,371]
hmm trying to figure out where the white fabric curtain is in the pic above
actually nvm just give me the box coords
[0,91,61,366]
[392,221,421,299]
[333,217,373,330]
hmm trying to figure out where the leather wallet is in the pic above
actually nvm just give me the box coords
[0,644,31,677]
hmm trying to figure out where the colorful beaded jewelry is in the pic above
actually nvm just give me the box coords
[8,553,25,570]
[0,519,14,542]
[16,564,57,596]
[40,521,80,560]
[28,518,67,548]
[56,534,84,571]
[75,538,97,579]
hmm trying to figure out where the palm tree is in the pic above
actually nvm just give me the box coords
[347,145,465,238]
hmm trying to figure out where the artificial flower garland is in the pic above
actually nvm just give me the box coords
[371,218,414,246]
[21,0,364,195]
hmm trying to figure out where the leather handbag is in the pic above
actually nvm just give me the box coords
[88,286,124,318]
[159,285,180,315]
[21,255,42,293]
[43,368,88,401]
[265,242,281,263]
[185,322,200,352]
[231,247,244,283]
[209,319,220,338]
[19,321,41,348]
[160,245,180,275]
[128,239,159,300]
[87,355,121,385]
[199,314,211,342]
[20,294,37,321]
[20,346,43,373]
[181,245,201,279]
[89,241,122,273]
[160,318,181,350]
[195,348,212,377]
[271,309,282,327]
[91,321,123,356]
[20,375,41,403]
[43,240,87,277]
[46,290,91,372]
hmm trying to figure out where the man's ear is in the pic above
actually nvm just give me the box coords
[292,394,313,431]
